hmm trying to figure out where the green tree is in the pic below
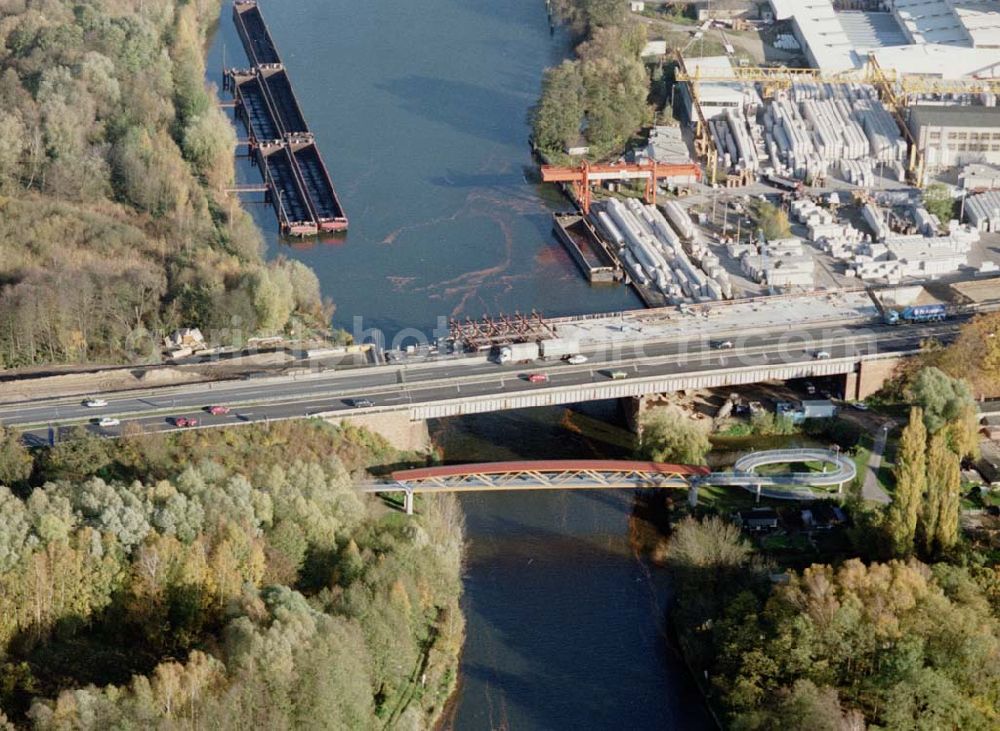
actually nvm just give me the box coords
[638,406,711,464]
[41,426,111,482]
[909,366,975,434]
[531,61,584,153]
[755,201,791,241]
[924,430,961,553]
[888,407,927,556]
[922,182,955,223]
[0,426,32,486]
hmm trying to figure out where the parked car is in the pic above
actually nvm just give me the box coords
[207,405,231,415]
[850,401,870,411]
[83,398,108,408]
[814,350,831,359]
[804,381,816,395]
[528,373,549,383]
[351,398,375,408]
[609,370,628,380]
[97,417,120,427]
[566,354,588,365]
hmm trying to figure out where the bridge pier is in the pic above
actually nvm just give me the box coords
[403,488,414,516]
[326,411,431,453]
[688,480,699,508]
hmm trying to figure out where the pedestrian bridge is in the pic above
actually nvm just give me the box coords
[358,459,708,513]
[703,448,856,501]
[360,451,855,513]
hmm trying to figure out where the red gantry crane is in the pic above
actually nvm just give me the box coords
[540,160,702,214]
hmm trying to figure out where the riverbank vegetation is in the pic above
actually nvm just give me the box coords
[667,517,1000,730]
[0,420,463,728]
[532,1,652,160]
[666,314,1000,728]
[0,0,329,369]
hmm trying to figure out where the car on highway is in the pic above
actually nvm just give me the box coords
[528,373,549,383]
[207,405,231,415]
[566,354,588,365]
[814,350,831,359]
[350,398,375,408]
[97,417,120,428]
[715,340,734,350]
[83,398,108,408]
[173,417,198,428]
[850,401,870,411]
[609,370,628,380]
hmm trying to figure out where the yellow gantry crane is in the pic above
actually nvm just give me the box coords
[673,50,1000,187]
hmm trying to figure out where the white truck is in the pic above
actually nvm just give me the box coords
[497,342,540,364]
[539,338,580,361]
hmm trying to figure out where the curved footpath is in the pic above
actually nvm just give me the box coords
[703,448,856,501]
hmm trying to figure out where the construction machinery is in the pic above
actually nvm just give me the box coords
[539,160,702,214]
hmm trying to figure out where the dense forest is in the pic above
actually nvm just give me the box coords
[669,517,999,730]
[0,0,329,368]
[666,313,1000,729]
[0,420,463,728]
[531,0,652,160]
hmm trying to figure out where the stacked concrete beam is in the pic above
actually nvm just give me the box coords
[965,190,1000,232]
[863,203,890,243]
[740,237,815,288]
[754,84,907,184]
[594,199,731,304]
[912,207,941,236]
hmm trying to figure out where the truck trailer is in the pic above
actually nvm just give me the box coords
[883,304,947,325]
[496,342,540,364]
[539,338,580,360]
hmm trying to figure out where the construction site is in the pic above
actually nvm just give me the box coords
[542,0,1000,311]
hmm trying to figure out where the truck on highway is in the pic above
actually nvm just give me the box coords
[538,338,580,361]
[883,304,947,325]
[496,338,582,364]
[496,341,540,364]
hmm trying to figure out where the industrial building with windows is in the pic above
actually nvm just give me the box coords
[909,105,1000,170]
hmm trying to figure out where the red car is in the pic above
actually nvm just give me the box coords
[528,373,549,383]
[174,417,199,427]
[207,405,230,415]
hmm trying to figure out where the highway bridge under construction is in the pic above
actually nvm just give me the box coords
[225,1,347,235]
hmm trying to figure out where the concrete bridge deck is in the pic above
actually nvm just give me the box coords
[4,318,954,447]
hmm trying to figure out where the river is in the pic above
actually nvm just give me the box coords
[206,2,709,728]
[206,0,639,347]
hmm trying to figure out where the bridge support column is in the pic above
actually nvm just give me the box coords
[688,480,699,508]
[403,489,414,516]
[755,483,762,504]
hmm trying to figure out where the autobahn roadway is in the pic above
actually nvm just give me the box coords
[1,318,960,444]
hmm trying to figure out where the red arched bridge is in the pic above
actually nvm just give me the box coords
[359,460,709,514]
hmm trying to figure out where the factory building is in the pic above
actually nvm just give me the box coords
[678,56,759,121]
[769,0,1000,76]
[909,105,1000,170]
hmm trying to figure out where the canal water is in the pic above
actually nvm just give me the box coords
[206,2,706,728]
[206,0,639,347]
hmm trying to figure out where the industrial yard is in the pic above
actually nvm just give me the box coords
[545,0,1000,312]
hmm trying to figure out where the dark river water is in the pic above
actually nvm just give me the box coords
[206,2,707,728]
